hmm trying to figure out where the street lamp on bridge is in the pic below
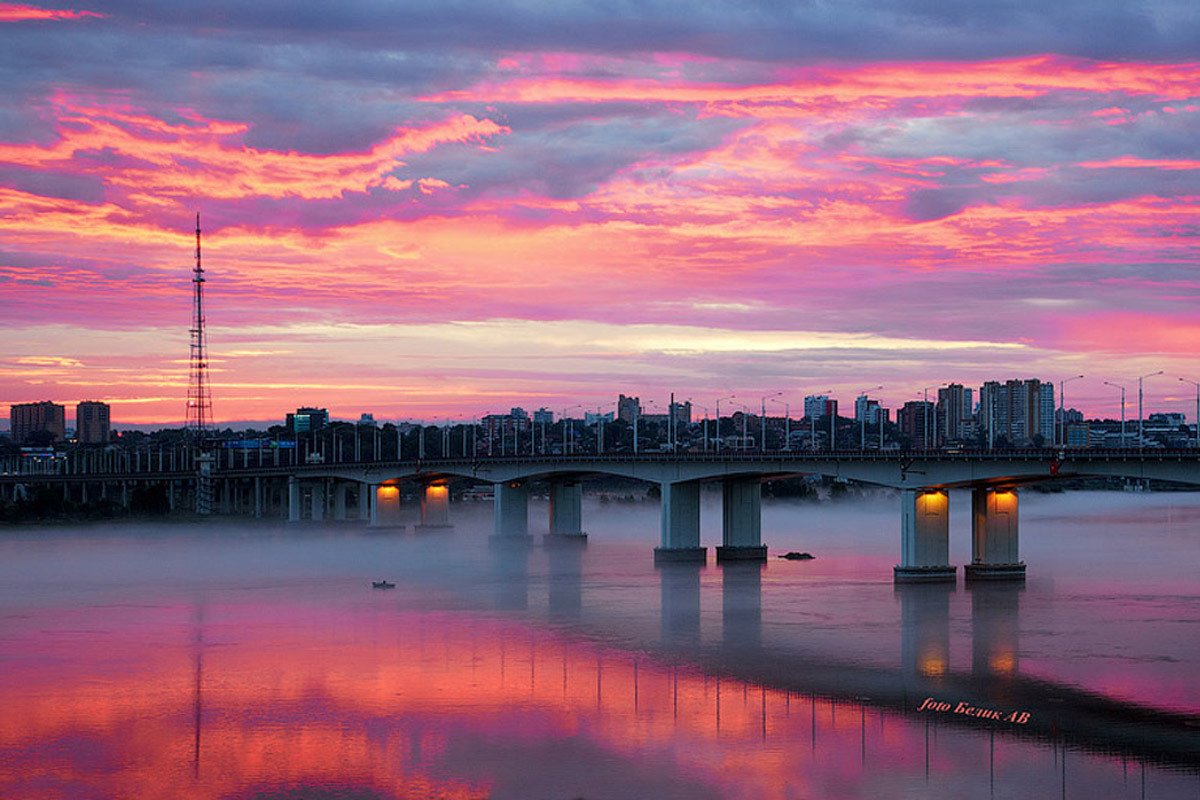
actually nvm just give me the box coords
[920,385,945,451]
[1058,374,1084,447]
[769,397,790,451]
[1180,377,1200,449]
[858,385,882,451]
[1138,370,1163,450]
[713,394,735,451]
[561,404,582,455]
[1103,381,1127,447]
[808,389,832,452]
[760,392,783,452]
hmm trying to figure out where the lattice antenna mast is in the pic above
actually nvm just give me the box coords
[186,213,213,437]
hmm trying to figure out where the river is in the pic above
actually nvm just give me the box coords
[1,490,1198,799]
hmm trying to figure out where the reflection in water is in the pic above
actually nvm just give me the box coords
[658,562,702,645]
[721,562,763,650]
[970,582,1022,680]
[897,582,954,683]
[2,496,1199,799]
[488,539,530,611]
[546,541,583,619]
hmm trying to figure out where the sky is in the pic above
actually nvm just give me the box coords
[1,0,1199,427]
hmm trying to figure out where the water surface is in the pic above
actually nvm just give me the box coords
[1,491,1198,799]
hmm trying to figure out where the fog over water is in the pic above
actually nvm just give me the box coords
[1,490,1198,799]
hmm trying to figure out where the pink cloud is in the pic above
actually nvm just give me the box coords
[0,3,103,21]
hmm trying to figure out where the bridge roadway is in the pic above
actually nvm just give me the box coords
[4,449,1199,582]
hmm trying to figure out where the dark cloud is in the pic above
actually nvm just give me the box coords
[62,0,1200,62]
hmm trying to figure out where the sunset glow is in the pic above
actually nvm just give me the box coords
[2,2,1199,425]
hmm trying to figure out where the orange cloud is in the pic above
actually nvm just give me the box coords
[422,56,1200,111]
[0,3,103,21]
[0,99,508,200]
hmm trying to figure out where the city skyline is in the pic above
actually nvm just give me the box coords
[2,2,1199,424]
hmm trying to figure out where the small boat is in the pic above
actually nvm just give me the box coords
[371,580,396,589]
[778,551,815,560]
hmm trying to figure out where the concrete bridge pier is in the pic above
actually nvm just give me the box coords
[490,481,531,544]
[287,476,301,522]
[545,479,586,546]
[894,488,957,582]
[309,480,326,522]
[416,484,453,532]
[253,476,262,519]
[372,484,402,527]
[332,481,347,521]
[359,483,371,523]
[717,477,767,562]
[966,488,1025,580]
[655,481,705,563]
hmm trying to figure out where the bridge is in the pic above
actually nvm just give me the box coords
[4,448,1199,582]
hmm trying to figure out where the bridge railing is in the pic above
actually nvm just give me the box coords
[2,445,1197,481]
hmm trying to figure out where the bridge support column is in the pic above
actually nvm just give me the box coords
[894,488,956,583]
[254,476,262,519]
[373,484,402,527]
[966,487,1025,580]
[491,481,531,544]
[717,477,767,562]
[417,483,453,532]
[287,476,301,522]
[655,481,705,563]
[359,483,371,523]
[333,482,349,521]
[309,480,325,522]
[545,479,586,546]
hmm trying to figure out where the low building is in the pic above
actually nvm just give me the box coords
[286,407,329,434]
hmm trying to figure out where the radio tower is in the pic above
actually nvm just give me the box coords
[186,213,213,435]
[186,213,214,515]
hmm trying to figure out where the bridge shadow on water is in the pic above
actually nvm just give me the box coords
[476,538,1200,777]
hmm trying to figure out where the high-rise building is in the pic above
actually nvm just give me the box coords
[532,408,554,425]
[898,401,934,449]
[979,380,1054,446]
[286,407,329,434]
[76,401,111,444]
[617,394,641,423]
[804,395,837,419]
[855,395,883,424]
[11,401,66,444]
[936,384,973,444]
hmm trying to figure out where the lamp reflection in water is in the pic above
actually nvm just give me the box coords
[896,582,954,682]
